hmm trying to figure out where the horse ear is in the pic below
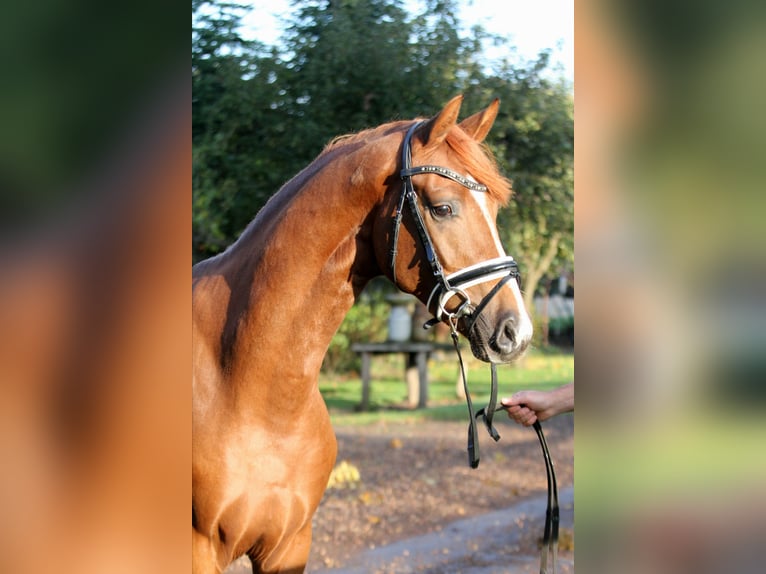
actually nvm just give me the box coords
[419,95,463,149]
[459,98,500,143]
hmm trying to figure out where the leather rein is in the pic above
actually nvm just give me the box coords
[389,121,560,573]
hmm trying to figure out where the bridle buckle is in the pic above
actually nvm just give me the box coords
[437,288,472,324]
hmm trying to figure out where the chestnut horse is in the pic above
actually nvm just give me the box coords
[192,96,533,573]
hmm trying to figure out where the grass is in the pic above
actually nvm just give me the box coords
[319,347,574,426]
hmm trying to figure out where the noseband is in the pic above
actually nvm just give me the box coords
[389,120,560,573]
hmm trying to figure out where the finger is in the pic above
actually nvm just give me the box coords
[505,405,525,416]
[506,406,531,424]
[500,396,517,408]
[501,392,529,408]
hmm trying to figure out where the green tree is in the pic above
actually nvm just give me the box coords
[483,54,574,311]
[192,1,290,260]
[280,0,417,139]
[408,0,468,104]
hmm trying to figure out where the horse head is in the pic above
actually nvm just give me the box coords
[376,95,532,363]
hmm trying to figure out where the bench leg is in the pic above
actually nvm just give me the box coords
[405,353,419,408]
[360,352,371,411]
[416,352,428,408]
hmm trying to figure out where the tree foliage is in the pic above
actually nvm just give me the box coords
[484,55,574,309]
[192,0,573,316]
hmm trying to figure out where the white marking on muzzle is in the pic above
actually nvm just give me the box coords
[508,276,534,344]
[470,189,506,258]
[469,188,533,345]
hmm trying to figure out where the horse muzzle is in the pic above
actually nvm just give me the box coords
[426,256,533,363]
[467,309,532,363]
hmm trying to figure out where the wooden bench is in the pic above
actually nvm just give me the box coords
[351,341,454,410]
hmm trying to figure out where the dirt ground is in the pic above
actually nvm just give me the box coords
[227,413,573,573]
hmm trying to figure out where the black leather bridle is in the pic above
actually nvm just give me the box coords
[390,120,560,573]
[390,121,521,329]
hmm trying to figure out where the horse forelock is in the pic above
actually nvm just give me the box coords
[444,127,512,206]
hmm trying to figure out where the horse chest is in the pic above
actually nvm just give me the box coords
[194,411,336,569]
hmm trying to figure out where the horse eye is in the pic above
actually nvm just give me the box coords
[431,204,453,218]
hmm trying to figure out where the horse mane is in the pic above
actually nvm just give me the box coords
[322,120,512,206]
[320,121,408,153]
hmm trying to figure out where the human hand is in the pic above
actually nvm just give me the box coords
[501,391,554,426]
[501,383,574,426]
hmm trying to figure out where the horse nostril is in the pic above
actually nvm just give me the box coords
[493,316,517,354]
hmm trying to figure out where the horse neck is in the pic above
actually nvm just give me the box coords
[211,147,389,387]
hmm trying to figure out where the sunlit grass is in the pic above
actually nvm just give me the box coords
[319,347,574,426]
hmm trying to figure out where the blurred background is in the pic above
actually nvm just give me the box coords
[0,1,189,573]
[576,0,766,572]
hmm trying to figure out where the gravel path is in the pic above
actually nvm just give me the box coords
[312,487,574,574]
